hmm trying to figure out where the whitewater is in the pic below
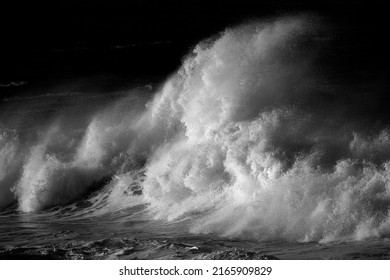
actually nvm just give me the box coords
[1,15,390,259]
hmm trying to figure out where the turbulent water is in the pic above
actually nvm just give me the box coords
[1,16,390,259]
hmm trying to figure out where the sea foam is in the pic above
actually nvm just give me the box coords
[2,16,390,243]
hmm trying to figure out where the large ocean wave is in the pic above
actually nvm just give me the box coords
[1,15,390,243]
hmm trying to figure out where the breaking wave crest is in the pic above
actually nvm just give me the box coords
[1,15,390,243]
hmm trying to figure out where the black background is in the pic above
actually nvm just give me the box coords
[0,0,388,87]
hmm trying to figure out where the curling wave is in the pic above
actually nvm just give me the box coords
[140,16,390,242]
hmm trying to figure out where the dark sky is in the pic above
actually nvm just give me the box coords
[0,0,388,85]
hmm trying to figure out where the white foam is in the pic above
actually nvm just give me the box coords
[138,16,390,242]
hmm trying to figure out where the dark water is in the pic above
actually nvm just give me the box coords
[1,204,390,259]
[1,16,390,260]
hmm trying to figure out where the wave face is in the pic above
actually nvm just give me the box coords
[1,15,390,244]
[0,129,20,208]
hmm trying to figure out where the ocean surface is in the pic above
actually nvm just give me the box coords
[1,16,390,260]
